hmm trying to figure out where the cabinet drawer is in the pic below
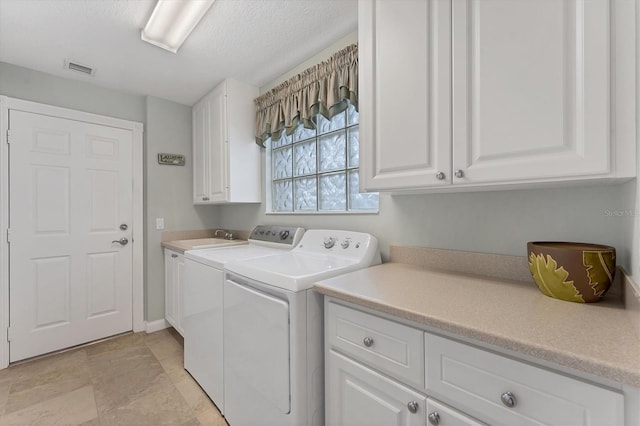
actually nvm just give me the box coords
[425,333,624,425]
[327,302,424,389]
[426,398,485,426]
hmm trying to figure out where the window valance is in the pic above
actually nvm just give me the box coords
[254,43,358,147]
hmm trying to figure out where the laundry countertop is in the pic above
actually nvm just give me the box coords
[314,262,640,386]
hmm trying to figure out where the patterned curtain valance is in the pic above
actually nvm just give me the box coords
[254,43,358,147]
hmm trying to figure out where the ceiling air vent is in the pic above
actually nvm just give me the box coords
[64,59,95,76]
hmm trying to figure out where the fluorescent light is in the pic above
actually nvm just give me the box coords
[141,0,215,53]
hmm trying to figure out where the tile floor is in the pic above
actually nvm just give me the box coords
[0,329,227,425]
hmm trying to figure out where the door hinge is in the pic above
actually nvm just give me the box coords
[6,129,11,144]
[6,229,11,243]
[6,327,13,342]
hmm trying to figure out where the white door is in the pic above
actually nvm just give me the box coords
[452,0,611,184]
[359,0,452,191]
[192,99,209,203]
[208,82,228,202]
[224,277,290,425]
[8,109,133,362]
[183,259,224,412]
[326,350,427,426]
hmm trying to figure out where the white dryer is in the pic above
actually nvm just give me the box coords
[182,225,304,414]
[223,230,381,426]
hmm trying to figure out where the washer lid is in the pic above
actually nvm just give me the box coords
[225,252,360,292]
[184,245,284,269]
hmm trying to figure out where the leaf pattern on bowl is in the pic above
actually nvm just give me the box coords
[583,251,615,298]
[528,253,584,303]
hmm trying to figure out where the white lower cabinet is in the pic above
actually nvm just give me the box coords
[325,300,625,426]
[425,334,624,426]
[327,350,427,426]
[164,249,184,336]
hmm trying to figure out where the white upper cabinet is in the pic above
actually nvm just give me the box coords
[192,78,261,204]
[359,0,452,190]
[359,0,636,192]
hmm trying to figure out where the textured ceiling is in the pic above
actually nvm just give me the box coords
[0,0,357,105]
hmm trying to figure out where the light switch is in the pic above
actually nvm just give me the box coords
[155,218,165,230]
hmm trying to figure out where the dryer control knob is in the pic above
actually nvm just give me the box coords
[324,237,336,249]
[279,230,290,240]
[341,240,350,249]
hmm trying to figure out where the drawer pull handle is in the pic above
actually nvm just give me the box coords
[501,391,517,408]
[407,401,419,414]
[363,337,374,347]
[428,412,440,425]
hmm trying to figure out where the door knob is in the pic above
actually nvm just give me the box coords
[112,237,129,246]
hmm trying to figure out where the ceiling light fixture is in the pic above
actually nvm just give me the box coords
[141,0,215,53]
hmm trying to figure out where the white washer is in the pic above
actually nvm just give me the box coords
[182,225,304,414]
[223,229,381,426]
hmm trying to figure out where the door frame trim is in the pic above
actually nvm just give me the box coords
[0,96,145,368]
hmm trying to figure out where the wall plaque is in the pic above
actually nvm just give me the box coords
[158,153,185,166]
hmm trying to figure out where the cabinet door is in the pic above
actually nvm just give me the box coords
[452,0,611,184]
[426,398,485,426]
[164,249,178,329]
[359,0,451,191]
[208,82,229,202]
[192,100,210,203]
[174,255,185,336]
[327,350,426,426]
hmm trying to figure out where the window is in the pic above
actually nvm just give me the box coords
[266,102,379,213]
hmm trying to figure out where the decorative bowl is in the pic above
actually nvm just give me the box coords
[527,242,616,303]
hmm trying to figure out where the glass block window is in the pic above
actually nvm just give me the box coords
[267,102,379,213]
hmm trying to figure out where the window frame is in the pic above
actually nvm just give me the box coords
[265,106,379,215]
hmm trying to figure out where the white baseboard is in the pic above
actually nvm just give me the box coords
[145,319,169,334]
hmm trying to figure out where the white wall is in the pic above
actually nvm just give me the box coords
[217,33,637,271]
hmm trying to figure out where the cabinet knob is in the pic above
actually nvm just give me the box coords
[454,169,464,178]
[501,391,517,408]
[171,254,178,258]
[435,172,446,180]
[363,337,374,347]
[407,401,419,414]
[428,411,440,425]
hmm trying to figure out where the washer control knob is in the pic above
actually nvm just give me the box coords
[324,237,336,249]
[341,240,350,249]
[279,230,290,240]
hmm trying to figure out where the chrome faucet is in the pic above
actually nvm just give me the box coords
[214,229,235,240]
